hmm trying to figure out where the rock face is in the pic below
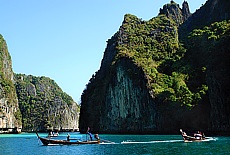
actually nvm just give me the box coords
[101,58,158,133]
[159,1,191,26]
[14,74,80,132]
[80,0,230,135]
[0,35,22,132]
[200,26,230,134]
[181,1,191,21]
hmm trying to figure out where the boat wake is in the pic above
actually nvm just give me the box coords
[200,137,216,142]
[100,142,118,145]
[121,139,183,144]
[183,137,217,143]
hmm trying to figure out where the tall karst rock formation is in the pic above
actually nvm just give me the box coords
[80,0,230,135]
[0,35,22,132]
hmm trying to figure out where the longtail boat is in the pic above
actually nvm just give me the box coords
[36,132,100,145]
[179,129,213,142]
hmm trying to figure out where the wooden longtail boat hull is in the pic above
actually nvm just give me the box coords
[36,133,100,145]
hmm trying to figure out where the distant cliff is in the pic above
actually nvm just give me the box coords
[0,35,22,132]
[14,74,80,132]
[79,0,230,135]
[0,34,79,133]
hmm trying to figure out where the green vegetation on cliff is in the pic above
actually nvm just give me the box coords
[115,16,229,110]
[114,13,207,108]
[185,20,230,75]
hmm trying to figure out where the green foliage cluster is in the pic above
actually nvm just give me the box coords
[113,13,215,108]
[184,20,230,77]
[14,74,78,131]
[0,75,17,104]
[185,20,230,97]
[188,20,230,47]
[117,14,181,64]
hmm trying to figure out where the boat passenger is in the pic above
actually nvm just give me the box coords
[67,133,70,141]
[202,132,205,139]
[194,131,202,139]
[94,134,100,140]
[88,132,93,141]
[182,131,187,136]
[47,131,52,137]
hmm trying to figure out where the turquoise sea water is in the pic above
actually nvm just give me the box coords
[0,132,229,155]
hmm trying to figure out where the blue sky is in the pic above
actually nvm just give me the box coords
[0,0,207,103]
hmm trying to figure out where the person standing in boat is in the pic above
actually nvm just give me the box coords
[180,129,187,136]
[182,131,187,136]
[86,126,93,141]
[88,132,93,141]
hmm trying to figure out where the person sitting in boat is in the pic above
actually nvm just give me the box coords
[94,134,100,140]
[67,133,70,141]
[202,132,205,139]
[194,131,202,139]
[48,131,52,137]
[54,131,59,136]
[48,131,59,137]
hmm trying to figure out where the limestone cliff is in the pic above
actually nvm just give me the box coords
[206,36,230,134]
[80,1,191,133]
[101,58,158,133]
[14,74,80,132]
[80,0,229,135]
[0,35,22,133]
